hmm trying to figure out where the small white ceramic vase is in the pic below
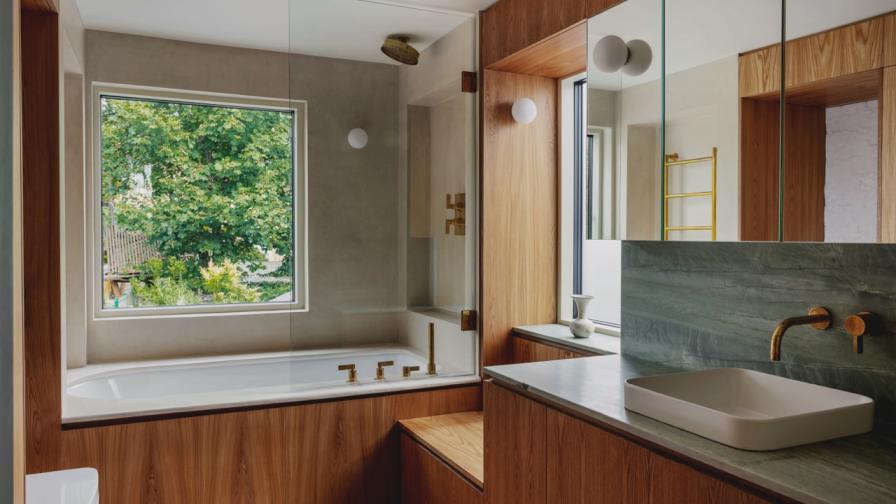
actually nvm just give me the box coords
[570,295,595,338]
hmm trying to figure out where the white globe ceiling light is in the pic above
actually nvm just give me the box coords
[347,128,368,149]
[593,36,653,77]
[622,39,653,77]
[593,35,628,73]
[511,98,538,125]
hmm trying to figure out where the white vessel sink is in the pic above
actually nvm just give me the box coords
[624,368,874,451]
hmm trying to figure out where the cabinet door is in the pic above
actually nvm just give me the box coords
[512,336,583,363]
[647,452,772,504]
[484,381,547,504]
[546,410,650,503]
[400,434,483,504]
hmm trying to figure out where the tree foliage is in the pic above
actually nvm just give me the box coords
[101,97,294,280]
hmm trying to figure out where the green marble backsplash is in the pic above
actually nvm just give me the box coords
[621,241,896,421]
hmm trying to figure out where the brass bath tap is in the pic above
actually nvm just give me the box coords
[770,307,831,361]
[427,322,437,376]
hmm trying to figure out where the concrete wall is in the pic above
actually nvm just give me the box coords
[73,31,401,362]
[825,100,878,243]
[1,0,13,498]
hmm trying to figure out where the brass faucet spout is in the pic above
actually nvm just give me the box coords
[770,307,831,361]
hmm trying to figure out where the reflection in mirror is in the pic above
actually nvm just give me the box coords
[783,0,896,243]
[564,0,661,328]
[664,0,785,242]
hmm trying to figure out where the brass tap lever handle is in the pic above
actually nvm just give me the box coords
[402,365,420,379]
[338,364,358,383]
[375,360,394,381]
[844,312,882,354]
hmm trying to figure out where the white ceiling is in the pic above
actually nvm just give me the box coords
[588,0,896,90]
[75,0,497,64]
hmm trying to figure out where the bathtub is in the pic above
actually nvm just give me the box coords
[64,345,479,423]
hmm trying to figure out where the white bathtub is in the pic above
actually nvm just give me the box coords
[64,345,479,423]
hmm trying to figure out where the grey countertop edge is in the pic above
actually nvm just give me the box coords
[512,324,621,355]
[484,356,896,504]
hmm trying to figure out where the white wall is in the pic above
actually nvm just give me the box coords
[397,19,476,360]
[825,100,878,243]
[617,55,739,241]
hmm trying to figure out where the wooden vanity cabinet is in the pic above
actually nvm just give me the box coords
[512,335,587,363]
[484,381,775,504]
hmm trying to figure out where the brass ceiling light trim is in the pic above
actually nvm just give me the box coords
[381,35,419,65]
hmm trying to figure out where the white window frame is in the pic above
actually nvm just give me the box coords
[88,83,309,320]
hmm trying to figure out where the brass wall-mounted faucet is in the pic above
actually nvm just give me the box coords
[445,193,465,235]
[338,363,358,383]
[844,312,882,354]
[770,307,831,361]
[427,322,437,376]
[375,360,394,381]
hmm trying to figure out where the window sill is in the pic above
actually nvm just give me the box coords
[513,324,620,356]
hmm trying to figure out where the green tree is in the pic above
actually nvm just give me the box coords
[101,97,294,282]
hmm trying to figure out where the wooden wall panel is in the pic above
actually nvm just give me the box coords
[483,381,546,504]
[740,12,896,98]
[21,8,62,474]
[783,104,826,242]
[400,434,483,504]
[488,22,587,79]
[55,386,481,504]
[739,45,781,98]
[881,67,896,243]
[480,0,623,69]
[512,336,584,363]
[546,408,649,503]
[739,98,780,241]
[481,69,557,366]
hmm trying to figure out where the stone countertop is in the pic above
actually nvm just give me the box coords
[484,355,896,504]
[513,324,621,355]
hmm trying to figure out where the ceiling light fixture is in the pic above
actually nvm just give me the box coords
[381,35,420,65]
[593,36,653,77]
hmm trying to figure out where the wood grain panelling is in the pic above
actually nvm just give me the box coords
[739,98,781,241]
[480,0,622,69]
[20,0,56,12]
[400,434,483,504]
[739,45,781,98]
[783,104,826,242]
[21,9,62,474]
[740,99,826,242]
[881,67,896,243]
[740,12,896,98]
[489,22,587,78]
[783,69,882,108]
[483,381,546,504]
[399,411,483,487]
[481,69,557,366]
[785,15,888,88]
[512,336,584,363]
[646,452,771,504]
[545,409,649,503]
[56,386,481,503]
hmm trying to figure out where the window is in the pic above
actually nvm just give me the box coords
[560,75,621,330]
[94,89,306,315]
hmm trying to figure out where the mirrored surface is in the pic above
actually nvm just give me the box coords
[783,0,896,243]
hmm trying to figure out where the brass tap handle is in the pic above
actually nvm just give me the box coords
[844,312,881,354]
[402,365,420,379]
[427,322,437,376]
[338,364,358,383]
[375,360,394,381]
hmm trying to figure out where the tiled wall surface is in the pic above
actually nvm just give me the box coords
[622,241,896,420]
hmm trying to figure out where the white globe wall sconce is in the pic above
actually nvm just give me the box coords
[348,128,368,149]
[511,98,538,125]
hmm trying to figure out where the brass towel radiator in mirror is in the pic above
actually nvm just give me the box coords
[663,147,717,241]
